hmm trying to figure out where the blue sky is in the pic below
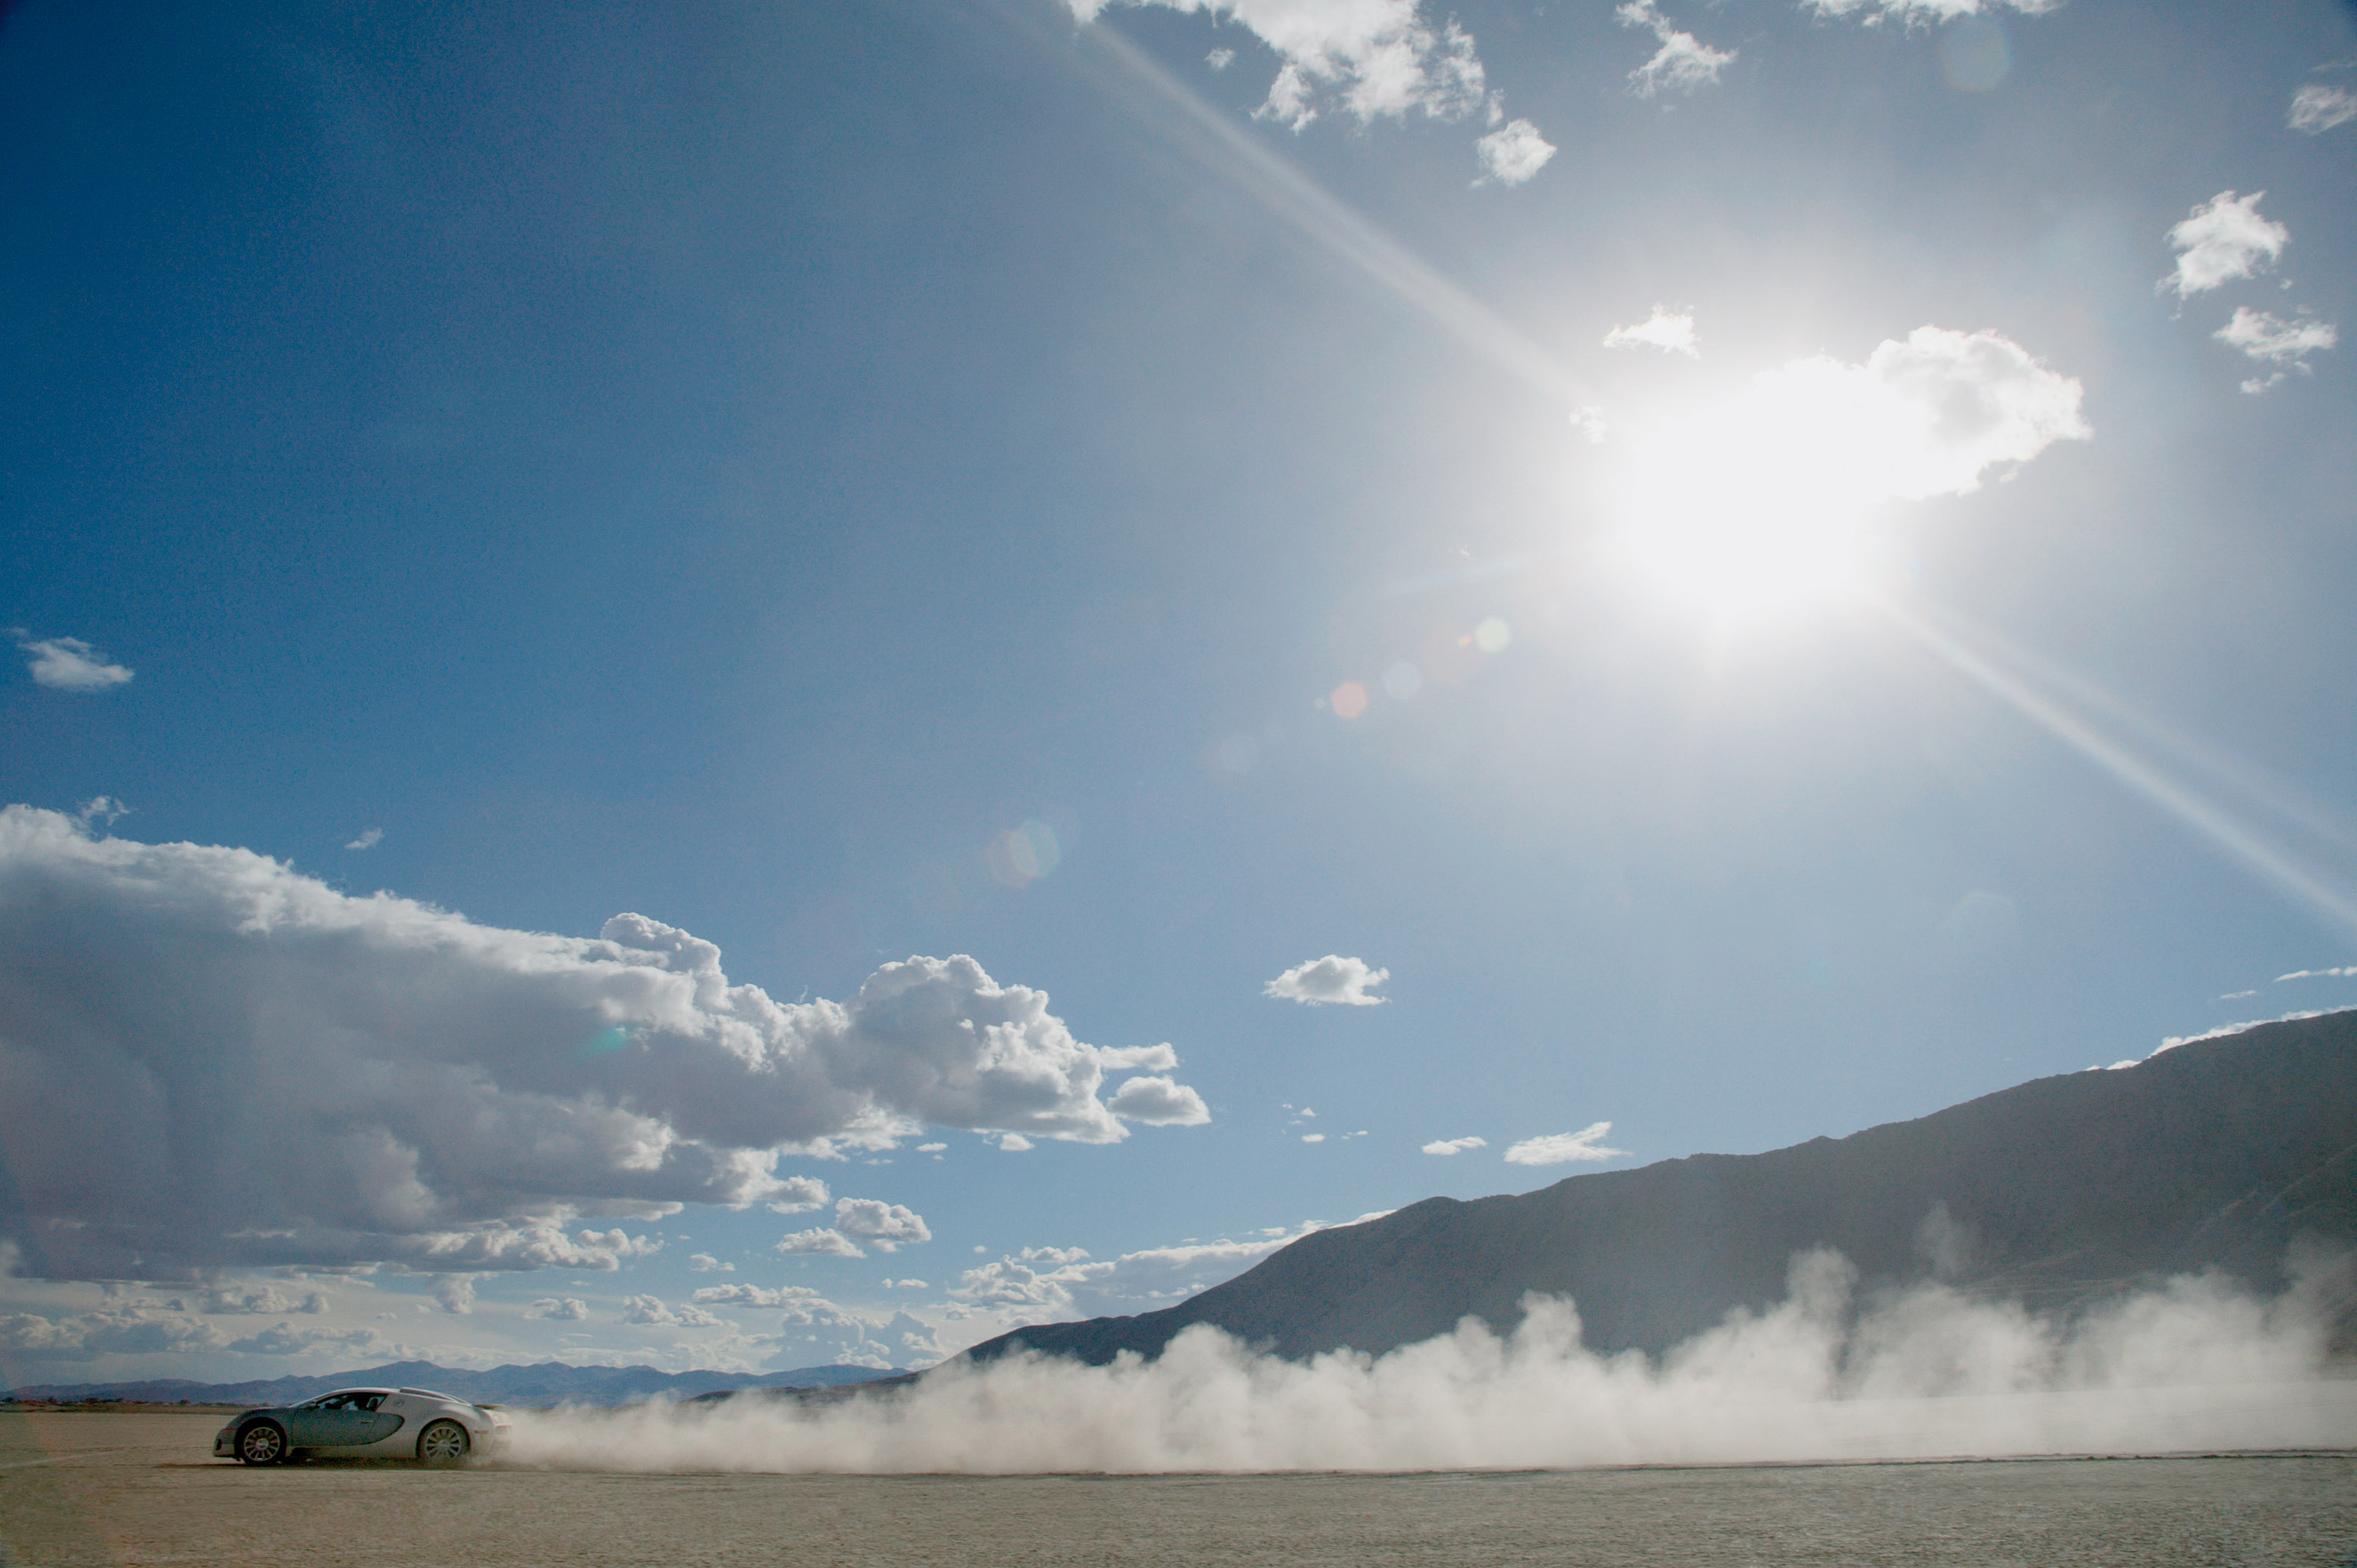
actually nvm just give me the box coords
[3,0,2355,1380]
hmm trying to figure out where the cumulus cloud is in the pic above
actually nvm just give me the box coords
[1503,1121,1628,1166]
[1108,1075,1212,1125]
[1264,954,1390,1006]
[225,1322,410,1358]
[1474,119,1555,186]
[2163,192,2289,299]
[1603,307,1699,357]
[1805,0,2060,23]
[1421,1135,1486,1156]
[691,1284,832,1310]
[834,1199,932,1253]
[0,808,1204,1279]
[619,1294,723,1328]
[1068,0,1489,131]
[1618,1,1734,97]
[2289,84,2356,134]
[433,1275,479,1315]
[776,1228,867,1258]
[687,1253,735,1273]
[184,1283,328,1316]
[766,1178,831,1215]
[1206,46,1235,70]
[997,1134,1036,1152]
[13,633,133,692]
[2215,307,2337,392]
[0,1302,225,1359]
[526,1297,590,1321]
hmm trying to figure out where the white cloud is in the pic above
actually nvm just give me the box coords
[2163,192,2289,299]
[765,1177,830,1214]
[345,828,384,851]
[1068,0,1489,131]
[691,1284,830,1310]
[1503,1121,1629,1166]
[1108,1075,1212,1125]
[1421,1135,1486,1156]
[2276,966,2357,982]
[76,797,129,831]
[0,1302,225,1359]
[1603,307,1699,357]
[1301,1132,1326,1142]
[1264,954,1390,1006]
[13,633,133,692]
[997,1134,1035,1152]
[618,1294,722,1328]
[2289,84,2357,134]
[1093,1042,1179,1071]
[225,1321,410,1359]
[834,1199,931,1253]
[916,1143,948,1154]
[687,1253,734,1273]
[1618,1,1734,97]
[1474,119,1555,186]
[525,1297,590,1321]
[2155,1009,2339,1054]
[954,1216,1389,1324]
[1804,0,2061,23]
[433,1274,479,1314]
[775,1228,865,1258]
[186,1283,328,1315]
[2215,307,2337,393]
[0,808,1204,1278]
[1206,46,1235,71]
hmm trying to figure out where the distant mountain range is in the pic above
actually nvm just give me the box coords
[970,1011,2357,1367]
[7,1358,897,1408]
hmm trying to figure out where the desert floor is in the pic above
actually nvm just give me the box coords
[4,1411,2353,1567]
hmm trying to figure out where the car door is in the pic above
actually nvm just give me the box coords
[350,1392,404,1446]
[288,1394,375,1449]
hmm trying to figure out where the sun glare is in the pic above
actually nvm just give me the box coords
[1604,368,1904,626]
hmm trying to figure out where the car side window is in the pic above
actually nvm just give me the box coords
[357,1394,384,1412]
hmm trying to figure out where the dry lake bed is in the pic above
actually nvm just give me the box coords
[5,1412,2355,1567]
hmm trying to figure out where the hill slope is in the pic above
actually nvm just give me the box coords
[970,1012,2357,1366]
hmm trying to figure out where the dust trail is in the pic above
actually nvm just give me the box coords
[506,1251,2357,1473]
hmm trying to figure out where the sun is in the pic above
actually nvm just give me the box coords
[1603,376,1896,627]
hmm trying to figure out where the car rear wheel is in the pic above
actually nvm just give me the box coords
[417,1420,470,1467]
[236,1422,287,1466]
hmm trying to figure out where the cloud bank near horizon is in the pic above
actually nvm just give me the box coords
[0,807,1206,1280]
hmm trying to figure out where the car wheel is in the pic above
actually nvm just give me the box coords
[417,1420,471,1467]
[236,1422,287,1466]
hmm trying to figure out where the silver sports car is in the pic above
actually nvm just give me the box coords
[213,1387,508,1466]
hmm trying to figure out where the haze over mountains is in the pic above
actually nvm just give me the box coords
[971,1013,2357,1367]
[6,1359,896,1409]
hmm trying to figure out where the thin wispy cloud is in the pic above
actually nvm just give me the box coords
[1618,1,1734,97]
[2216,306,2337,393]
[1604,307,1699,356]
[13,632,133,691]
[1265,954,1390,1005]
[1503,1121,1628,1166]
[2288,84,2356,134]
[2163,191,2289,299]
[345,827,384,851]
[1805,0,2061,23]
[2275,966,2357,982]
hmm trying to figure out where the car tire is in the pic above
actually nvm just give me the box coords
[417,1420,471,1467]
[236,1421,287,1466]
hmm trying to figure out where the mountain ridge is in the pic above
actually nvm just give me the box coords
[968,1011,2357,1367]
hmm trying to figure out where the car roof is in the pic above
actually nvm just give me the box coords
[397,1387,461,1401]
[327,1387,398,1397]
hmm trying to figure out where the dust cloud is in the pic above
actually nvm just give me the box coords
[507,1251,2357,1474]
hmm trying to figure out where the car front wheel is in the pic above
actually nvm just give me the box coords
[417,1420,471,1467]
[236,1422,287,1466]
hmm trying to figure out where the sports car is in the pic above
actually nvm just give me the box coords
[214,1386,508,1466]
